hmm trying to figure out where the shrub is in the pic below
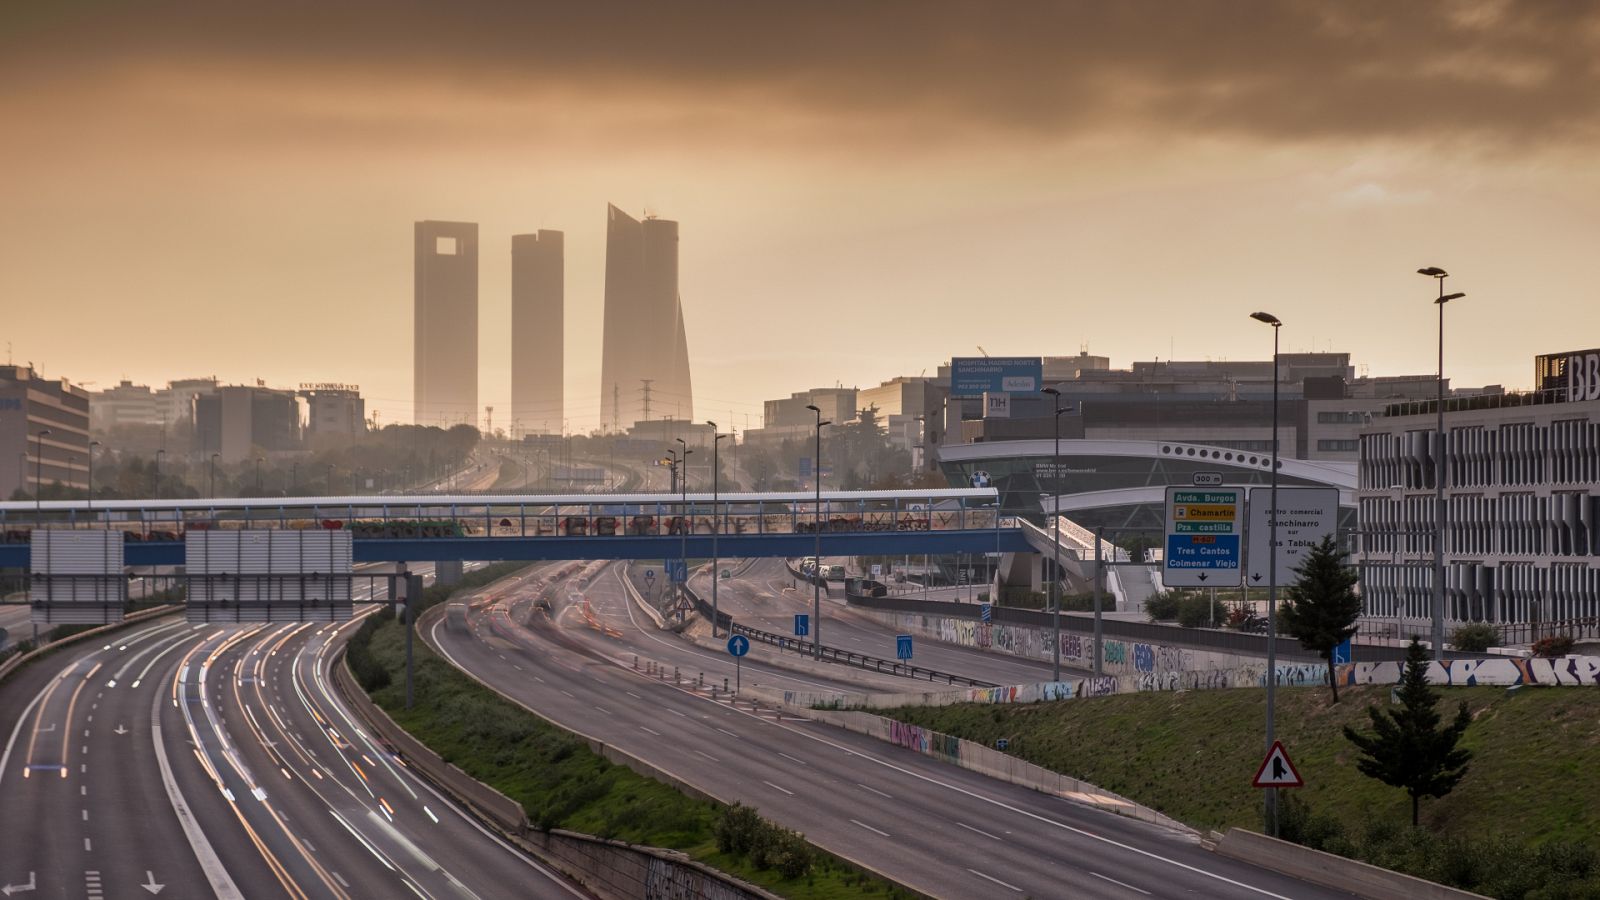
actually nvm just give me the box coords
[713,803,814,879]
[1532,634,1576,658]
[1450,622,1501,653]
[1145,591,1181,621]
[1176,593,1227,628]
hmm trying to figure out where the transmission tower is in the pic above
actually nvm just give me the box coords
[639,379,655,424]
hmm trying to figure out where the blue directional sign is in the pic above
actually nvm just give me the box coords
[896,634,913,660]
[950,357,1043,397]
[980,603,992,623]
[1163,487,1244,587]
[643,568,656,584]
[726,634,750,657]
[666,559,687,583]
[793,614,809,637]
[1331,637,1353,666]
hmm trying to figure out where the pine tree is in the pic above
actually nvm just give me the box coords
[1342,637,1473,826]
[1277,534,1362,703]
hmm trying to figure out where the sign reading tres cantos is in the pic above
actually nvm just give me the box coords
[1163,487,1244,586]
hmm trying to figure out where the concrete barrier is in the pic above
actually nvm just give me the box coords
[1214,828,1492,900]
[0,605,180,684]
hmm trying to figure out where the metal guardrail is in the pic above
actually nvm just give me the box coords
[730,621,998,688]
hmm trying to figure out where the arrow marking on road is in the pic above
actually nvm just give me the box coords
[113,724,128,735]
[1,871,35,895]
[141,871,164,894]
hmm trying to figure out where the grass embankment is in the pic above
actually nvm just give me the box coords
[883,685,1600,898]
[347,567,912,899]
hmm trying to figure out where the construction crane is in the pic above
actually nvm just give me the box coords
[976,346,990,357]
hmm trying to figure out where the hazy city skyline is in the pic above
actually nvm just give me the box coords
[5,2,1600,432]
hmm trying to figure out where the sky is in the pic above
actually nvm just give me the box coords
[4,1,1600,433]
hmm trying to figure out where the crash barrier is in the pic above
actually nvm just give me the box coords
[333,646,783,900]
[0,604,179,684]
[1214,828,1491,900]
[795,706,1190,835]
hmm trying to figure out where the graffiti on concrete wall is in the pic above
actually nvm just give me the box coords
[644,857,750,900]
[1340,655,1600,687]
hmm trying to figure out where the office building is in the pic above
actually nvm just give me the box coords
[89,380,163,432]
[194,385,302,461]
[414,220,478,427]
[763,388,857,429]
[511,230,564,437]
[300,384,366,437]
[599,205,693,430]
[164,377,218,428]
[0,365,92,497]
[1356,348,1600,635]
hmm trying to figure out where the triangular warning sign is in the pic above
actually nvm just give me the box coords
[1252,740,1304,788]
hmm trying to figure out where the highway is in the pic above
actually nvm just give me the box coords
[0,566,585,899]
[689,557,1078,687]
[434,563,1354,900]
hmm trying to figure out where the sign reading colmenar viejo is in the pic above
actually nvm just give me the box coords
[1535,349,1600,402]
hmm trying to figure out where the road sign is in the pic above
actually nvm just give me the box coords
[727,634,750,657]
[870,564,882,577]
[793,614,809,637]
[980,603,992,623]
[666,559,687,583]
[1331,637,1352,665]
[1252,740,1304,788]
[1192,471,1224,486]
[950,357,1043,397]
[896,634,913,660]
[644,568,655,585]
[1163,487,1244,586]
[1246,487,1340,587]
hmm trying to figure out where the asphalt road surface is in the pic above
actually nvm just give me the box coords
[0,566,585,899]
[433,563,1355,900]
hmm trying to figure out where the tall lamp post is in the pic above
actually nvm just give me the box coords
[805,404,830,659]
[707,422,726,637]
[87,440,101,513]
[675,439,693,610]
[255,457,264,495]
[34,429,52,526]
[1040,387,1069,680]
[210,453,221,498]
[154,448,165,500]
[1418,267,1465,661]
[1250,310,1283,837]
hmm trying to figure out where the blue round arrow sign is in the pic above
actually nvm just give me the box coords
[726,635,750,657]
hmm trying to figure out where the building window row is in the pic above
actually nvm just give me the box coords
[1359,560,1600,626]
[1359,491,1598,559]
[1359,416,1597,490]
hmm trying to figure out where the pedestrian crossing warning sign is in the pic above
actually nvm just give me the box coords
[1252,740,1304,788]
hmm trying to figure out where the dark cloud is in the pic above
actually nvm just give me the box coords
[4,0,1598,148]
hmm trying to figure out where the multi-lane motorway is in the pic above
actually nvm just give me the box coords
[434,562,1354,900]
[0,567,584,899]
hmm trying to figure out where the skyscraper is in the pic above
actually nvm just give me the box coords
[414,220,478,427]
[599,205,693,430]
[511,230,564,437]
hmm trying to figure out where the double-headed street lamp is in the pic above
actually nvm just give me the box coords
[707,421,727,637]
[1250,310,1283,837]
[675,439,694,608]
[805,404,830,659]
[1418,267,1465,661]
[1040,387,1071,680]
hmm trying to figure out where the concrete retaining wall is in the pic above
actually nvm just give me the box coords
[0,605,179,684]
[1215,828,1491,900]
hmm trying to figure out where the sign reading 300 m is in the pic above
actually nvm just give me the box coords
[1163,487,1244,586]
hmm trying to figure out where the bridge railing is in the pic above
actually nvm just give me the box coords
[0,491,1007,543]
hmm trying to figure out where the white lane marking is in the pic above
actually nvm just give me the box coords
[715,727,739,738]
[639,726,661,736]
[850,818,890,837]
[82,809,88,821]
[667,709,687,717]
[856,782,893,799]
[560,689,574,698]
[762,780,795,796]
[957,821,1002,841]
[693,750,719,763]
[84,837,92,851]
[967,868,1023,892]
[1091,872,1153,895]
[593,706,612,715]
[332,870,351,888]
[625,691,641,699]
[424,806,439,824]
[777,752,807,766]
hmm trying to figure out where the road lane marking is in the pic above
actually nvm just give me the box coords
[693,750,719,762]
[957,821,1002,841]
[763,780,795,796]
[850,818,889,837]
[1091,872,1153,895]
[715,727,739,738]
[777,752,807,766]
[639,726,661,736]
[856,782,893,799]
[967,868,1022,892]
[593,706,612,715]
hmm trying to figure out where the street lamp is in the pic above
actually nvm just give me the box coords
[87,440,101,513]
[291,461,299,496]
[34,429,51,525]
[154,448,165,500]
[806,404,831,659]
[675,440,693,609]
[1419,267,1464,661]
[209,453,221,498]
[1041,387,1071,680]
[255,457,264,495]
[1250,309,1283,837]
[707,421,727,637]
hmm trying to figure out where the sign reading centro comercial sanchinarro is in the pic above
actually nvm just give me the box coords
[1163,486,1244,586]
[949,357,1043,397]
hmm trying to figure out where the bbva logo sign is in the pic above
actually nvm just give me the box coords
[1569,352,1600,402]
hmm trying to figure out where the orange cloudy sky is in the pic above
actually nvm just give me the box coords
[4,1,1600,432]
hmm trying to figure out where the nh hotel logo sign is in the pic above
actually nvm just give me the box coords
[1537,349,1600,402]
